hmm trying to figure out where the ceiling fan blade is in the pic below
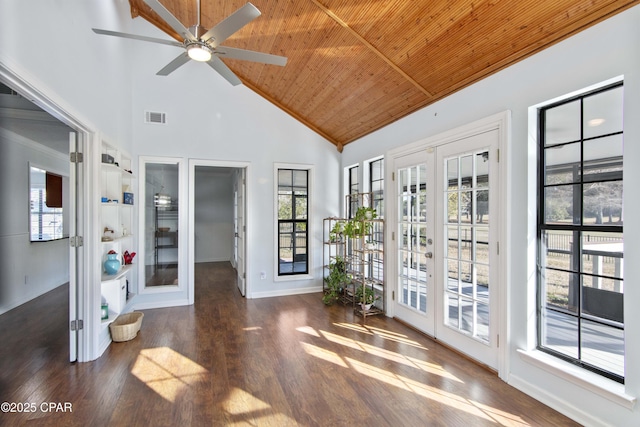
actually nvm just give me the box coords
[143,0,196,41]
[157,52,191,76]
[215,46,287,66]
[201,3,261,47]
[207,57,242,86]
[92,28,183,48]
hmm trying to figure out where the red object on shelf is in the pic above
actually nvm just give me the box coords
[123,250,136,265]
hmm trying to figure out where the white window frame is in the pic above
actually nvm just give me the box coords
[274,163,314,282]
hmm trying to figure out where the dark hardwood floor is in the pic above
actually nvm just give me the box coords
[0,262,579,426]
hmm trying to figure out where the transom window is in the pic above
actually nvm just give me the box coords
[537,82,624,382]
[277,168,309,275]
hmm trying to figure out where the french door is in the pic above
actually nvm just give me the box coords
[392,129,500,369]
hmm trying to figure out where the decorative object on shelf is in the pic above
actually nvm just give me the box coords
[123,192,134,205]
[109,311,144,342]
[101,153,114,164]
[102,227,115,242]
[323,256,349,305]
[355,285,378,311]
[123,250,136,265]
[104,250,121,275]
[101,299,109,320]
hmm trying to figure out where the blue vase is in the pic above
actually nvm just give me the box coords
[104,253,121,275]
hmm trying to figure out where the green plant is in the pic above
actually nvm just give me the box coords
[329,220,345,242]
[355,285,378,305]
[323,257,349,305]
[343,207,377,239]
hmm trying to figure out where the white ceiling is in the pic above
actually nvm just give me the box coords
[0,84,72,154]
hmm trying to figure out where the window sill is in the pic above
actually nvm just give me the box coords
[517,349,636,410]
[274,273,313,283]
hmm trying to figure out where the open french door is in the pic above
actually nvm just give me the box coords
[68,131,84,362]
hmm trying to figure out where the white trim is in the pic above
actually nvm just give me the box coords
[385,111,511,379]
[526,77,627,385]
[516,349,636,410]
[1,61,96,363]
[273,162,314,282]
[132,299,190,310]
[187,159,251,302]
[251,285,323,299]
[138,156,187,296]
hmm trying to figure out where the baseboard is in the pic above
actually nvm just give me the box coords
[131,299,191,310]
[0,282,67,316]
[250,285,322,299]
[507,374,608,427]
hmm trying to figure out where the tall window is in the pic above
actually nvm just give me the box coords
[278,169,309,275]
[369,158,384,218]
[537,82,624,382]
[348,165,359,218]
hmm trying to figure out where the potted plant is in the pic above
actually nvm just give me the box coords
[323,257,350,305]
[343,207,377,240]
[355,285,378,311]
[329,220,345,243]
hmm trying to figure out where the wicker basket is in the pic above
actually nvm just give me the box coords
[109,311,144,342]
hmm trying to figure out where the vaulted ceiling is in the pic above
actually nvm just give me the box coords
[127,0,639,150]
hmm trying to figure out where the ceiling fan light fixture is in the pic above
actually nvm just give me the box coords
[187,43,212,62]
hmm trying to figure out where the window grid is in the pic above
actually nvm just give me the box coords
[348,165,359,218]
[537,82,624,383]
[278,169,309,276]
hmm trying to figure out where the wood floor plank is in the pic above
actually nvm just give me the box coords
[0,262,580,426]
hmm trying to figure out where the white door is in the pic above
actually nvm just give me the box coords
[391,130,500,369]
[435,130,499,369]
[68,131,82,362]
[392,150,436,336]
[236,169,246,296]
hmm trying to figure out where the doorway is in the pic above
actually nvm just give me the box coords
[188,160,249,304]
[387,113,508,373]
[0,73,88,362]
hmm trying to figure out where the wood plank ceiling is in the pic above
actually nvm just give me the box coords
[128,0,639,151]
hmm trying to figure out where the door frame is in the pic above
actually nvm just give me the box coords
[187,159,250,303]
[0,62,94,362]
[386,111,510,379]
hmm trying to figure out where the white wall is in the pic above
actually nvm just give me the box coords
[343,6,640,426]
[128,17,341,304]
[194,168,234,263]
[0,129,70,314]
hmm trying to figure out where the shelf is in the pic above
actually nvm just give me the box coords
[101,263,134,282]
[101,161,135,178]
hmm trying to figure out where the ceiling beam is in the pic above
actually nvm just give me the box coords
[309,0,434,99]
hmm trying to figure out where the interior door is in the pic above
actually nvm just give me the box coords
[435,130,499,369]
[236,168,246,296]
[393,150,435,336]
[68,131,82,362]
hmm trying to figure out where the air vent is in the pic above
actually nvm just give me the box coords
[145,111,167,124]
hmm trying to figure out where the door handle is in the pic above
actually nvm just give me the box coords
[425,252,433,259]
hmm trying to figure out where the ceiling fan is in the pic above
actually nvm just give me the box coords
[92,0,287,86]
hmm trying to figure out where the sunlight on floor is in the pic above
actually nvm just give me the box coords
[131,347,208,403]
[298,323,530,426]
[222,387,297,426]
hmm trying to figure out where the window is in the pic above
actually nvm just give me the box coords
[277,168,309,275]
[369,158,384,218]
[537,82,624,382]
[30,166,65,241]
[347,165,359,218]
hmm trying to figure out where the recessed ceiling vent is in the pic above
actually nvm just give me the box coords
[145,111,167,125]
